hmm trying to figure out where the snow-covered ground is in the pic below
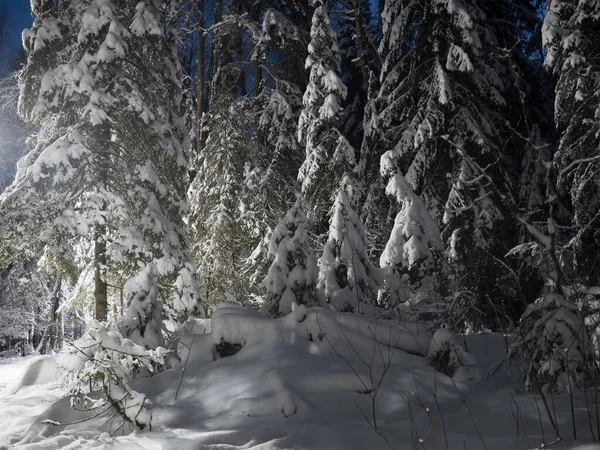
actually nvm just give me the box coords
[1,306,600,450]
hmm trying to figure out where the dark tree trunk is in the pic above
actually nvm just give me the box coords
[351,0,370,93]
[196,0,206,154]
[94,123,110,322]
[94,226,108,321]
[251,3,262,95]
[37,271,63,354]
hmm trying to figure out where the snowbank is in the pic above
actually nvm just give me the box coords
[0,310,598,449]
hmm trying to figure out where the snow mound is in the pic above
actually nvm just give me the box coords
[4,355,59,396]
[2,313,597,449]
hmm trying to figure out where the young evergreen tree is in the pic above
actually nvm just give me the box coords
[318,174,381,311]
[380,173,444,306]
[1,0,200,322]
[262,194,320,317]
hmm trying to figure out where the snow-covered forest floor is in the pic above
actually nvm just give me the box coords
[1,305,599,450]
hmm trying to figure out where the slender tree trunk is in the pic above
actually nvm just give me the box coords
[251,3,262,95]
[351,0,370,93]
[94,226,108,321]
[196,0,205,154]
[204,0,222,113]
[215,0,223,26]
[94,123,110,322]
[37,271,62,354]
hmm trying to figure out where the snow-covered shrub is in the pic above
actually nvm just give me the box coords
[510,292,595,393]
[427,328,468,378]
[58,321,168,430]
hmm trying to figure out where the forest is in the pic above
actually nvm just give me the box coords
[0,0,599,449]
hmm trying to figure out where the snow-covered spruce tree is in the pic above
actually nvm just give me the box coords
[508,221,596,393]
[188,8,250,307]
[511,291,594,393]
[375,0,527,328]
[298,0,356,246]
[543,0,600,283]
[189,1,311,307]
[509,134,597,394]
[357,72,393,260]
[237,5,309,293]
[380,173,444,307]
[262,194,320,317]
[318,175,381,311]
[1,0,200,323]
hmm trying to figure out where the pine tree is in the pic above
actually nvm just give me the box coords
[298,1,356,245]
[543,0,600,283]
[262,194,320,317]
[1,0,200,323]
[318,175,381,311]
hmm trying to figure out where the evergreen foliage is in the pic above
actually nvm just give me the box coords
[318,175,381,311]
[298,1,356,245]
[263,194,320,317]
[1,0,200,320]
[543,0,600,283]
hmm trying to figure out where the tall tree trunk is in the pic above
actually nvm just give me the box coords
[351,0,370,93]
[94,123,110,322]
[196,0,205,154]
[94,226,108,321]
[251,3,262,95]
[205,0,223,110]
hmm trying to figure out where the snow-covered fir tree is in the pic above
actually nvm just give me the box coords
[188,9,250,306]
[358,72,392,260]
[262,194,320,317]
[543,0,600,283]
[297,1,356,246]
[1,0,200,324]
[318,174,381,311]
[373,0,538,327]
[380,173,444,306]
[238,5,309,293]
[188,0,313,307]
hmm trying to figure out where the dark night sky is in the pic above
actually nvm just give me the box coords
[1,0,32,74]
